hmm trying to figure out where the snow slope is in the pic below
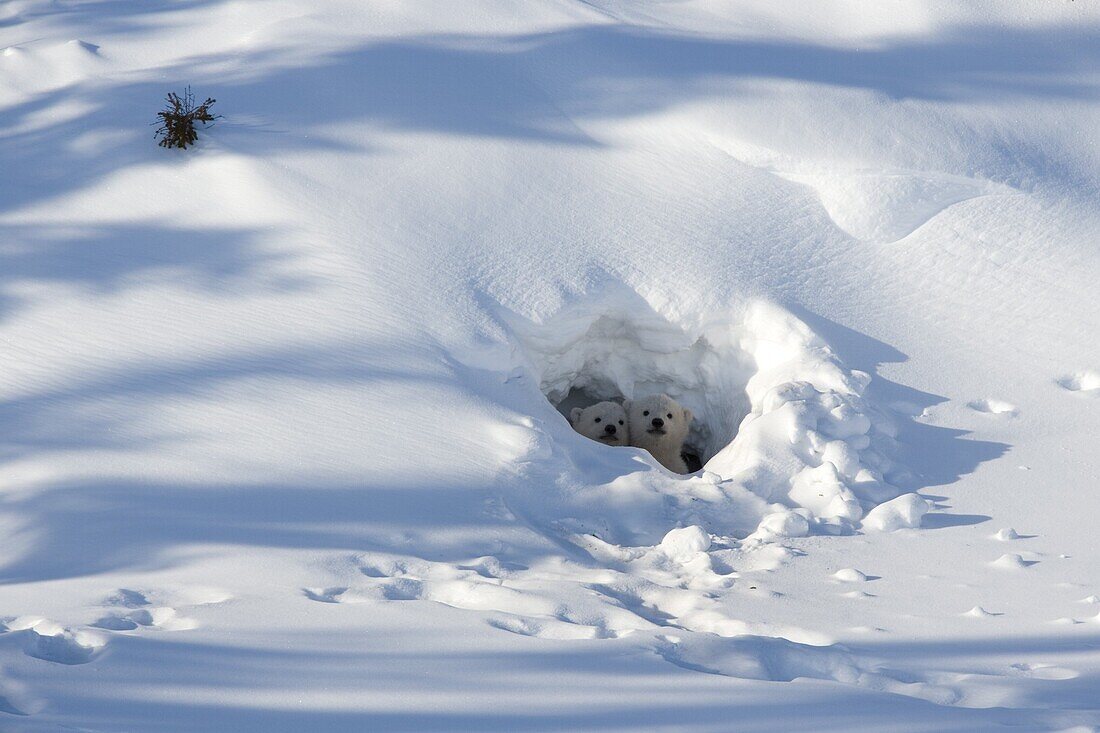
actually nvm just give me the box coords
[2,0,1100,730]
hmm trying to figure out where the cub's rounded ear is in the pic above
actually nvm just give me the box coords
[683,407,693,423]
[621,400,632,412]
[570,407,583,423]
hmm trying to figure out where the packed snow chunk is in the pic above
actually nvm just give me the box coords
[751,509,811,541]
[821,440,862,479]
[1047,611,1082,625]
[993,527,1021,541]
[759,381,820,414]
[861,493,930,532]
[821,403,872,440]
[832,568,868,583]
[661,525,712,562]
[964,606,999,618]
[788,463,862,522]
[990,553,1032,570]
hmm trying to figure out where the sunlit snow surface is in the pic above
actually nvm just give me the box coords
[2,0,1100,730]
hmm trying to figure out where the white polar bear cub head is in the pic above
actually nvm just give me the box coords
[570,401,629,446]
[624,394,693,473]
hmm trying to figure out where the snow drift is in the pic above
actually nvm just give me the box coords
[498,285,906,543]
[3,0,1099,730]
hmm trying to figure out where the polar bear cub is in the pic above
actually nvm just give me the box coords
[570,401,630,446]
[624,394,693,473]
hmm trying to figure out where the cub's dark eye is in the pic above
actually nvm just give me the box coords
[643,411,649,416]
[618,420,624,425]
[594,417,601,423]
[667,413,672,419]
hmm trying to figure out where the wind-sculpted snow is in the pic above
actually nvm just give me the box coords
[2,0,1100,730]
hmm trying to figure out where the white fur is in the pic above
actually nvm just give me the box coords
[569,401,630,446]
[624,394,693,473]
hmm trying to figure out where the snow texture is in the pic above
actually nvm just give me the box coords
[2,0,1100,730]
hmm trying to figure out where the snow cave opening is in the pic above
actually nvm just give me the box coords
[506,293,906,530]
[513,309,757,472]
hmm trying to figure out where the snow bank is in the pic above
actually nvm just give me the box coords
[7,0,1098,727]
[500,286,904,540]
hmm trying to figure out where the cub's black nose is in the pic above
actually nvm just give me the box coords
[651,417,664,428]
[604,424,617,435]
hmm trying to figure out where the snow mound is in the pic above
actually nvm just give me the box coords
[861,493,930,532]
[990,553,1034,571]
[833,568,868,583]
[775,168,1014,243]
[659,525,711,562]
[750,509,812,541]
[0,38,103,97]
[964,606,999,619]
[502,288,906,540]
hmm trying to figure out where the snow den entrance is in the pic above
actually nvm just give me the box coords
[538,315,753,471]
[508,293,903,531]
[506,292,770,471]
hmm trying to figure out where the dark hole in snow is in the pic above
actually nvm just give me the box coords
[508,307,755,472]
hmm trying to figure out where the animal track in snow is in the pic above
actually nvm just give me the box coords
[300,547,1077,713]
[357,554,651,638]
[102,588,150,608]
[653,632,964,706]
[93,606,198,632]
[841,590,875,599]
[92,588,199,631]
[1057,370,1100,394]
[3,590,190,667]
[1007,662,1079,681]
[304,587,350,603]
[967,399,1018,416]
[0,693,28,717]
[6,618,108,665]
[91,615,140,631]
[317,549,801,643]
[485,615,606,641]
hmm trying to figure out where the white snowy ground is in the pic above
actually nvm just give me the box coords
[2,0,1100,730]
